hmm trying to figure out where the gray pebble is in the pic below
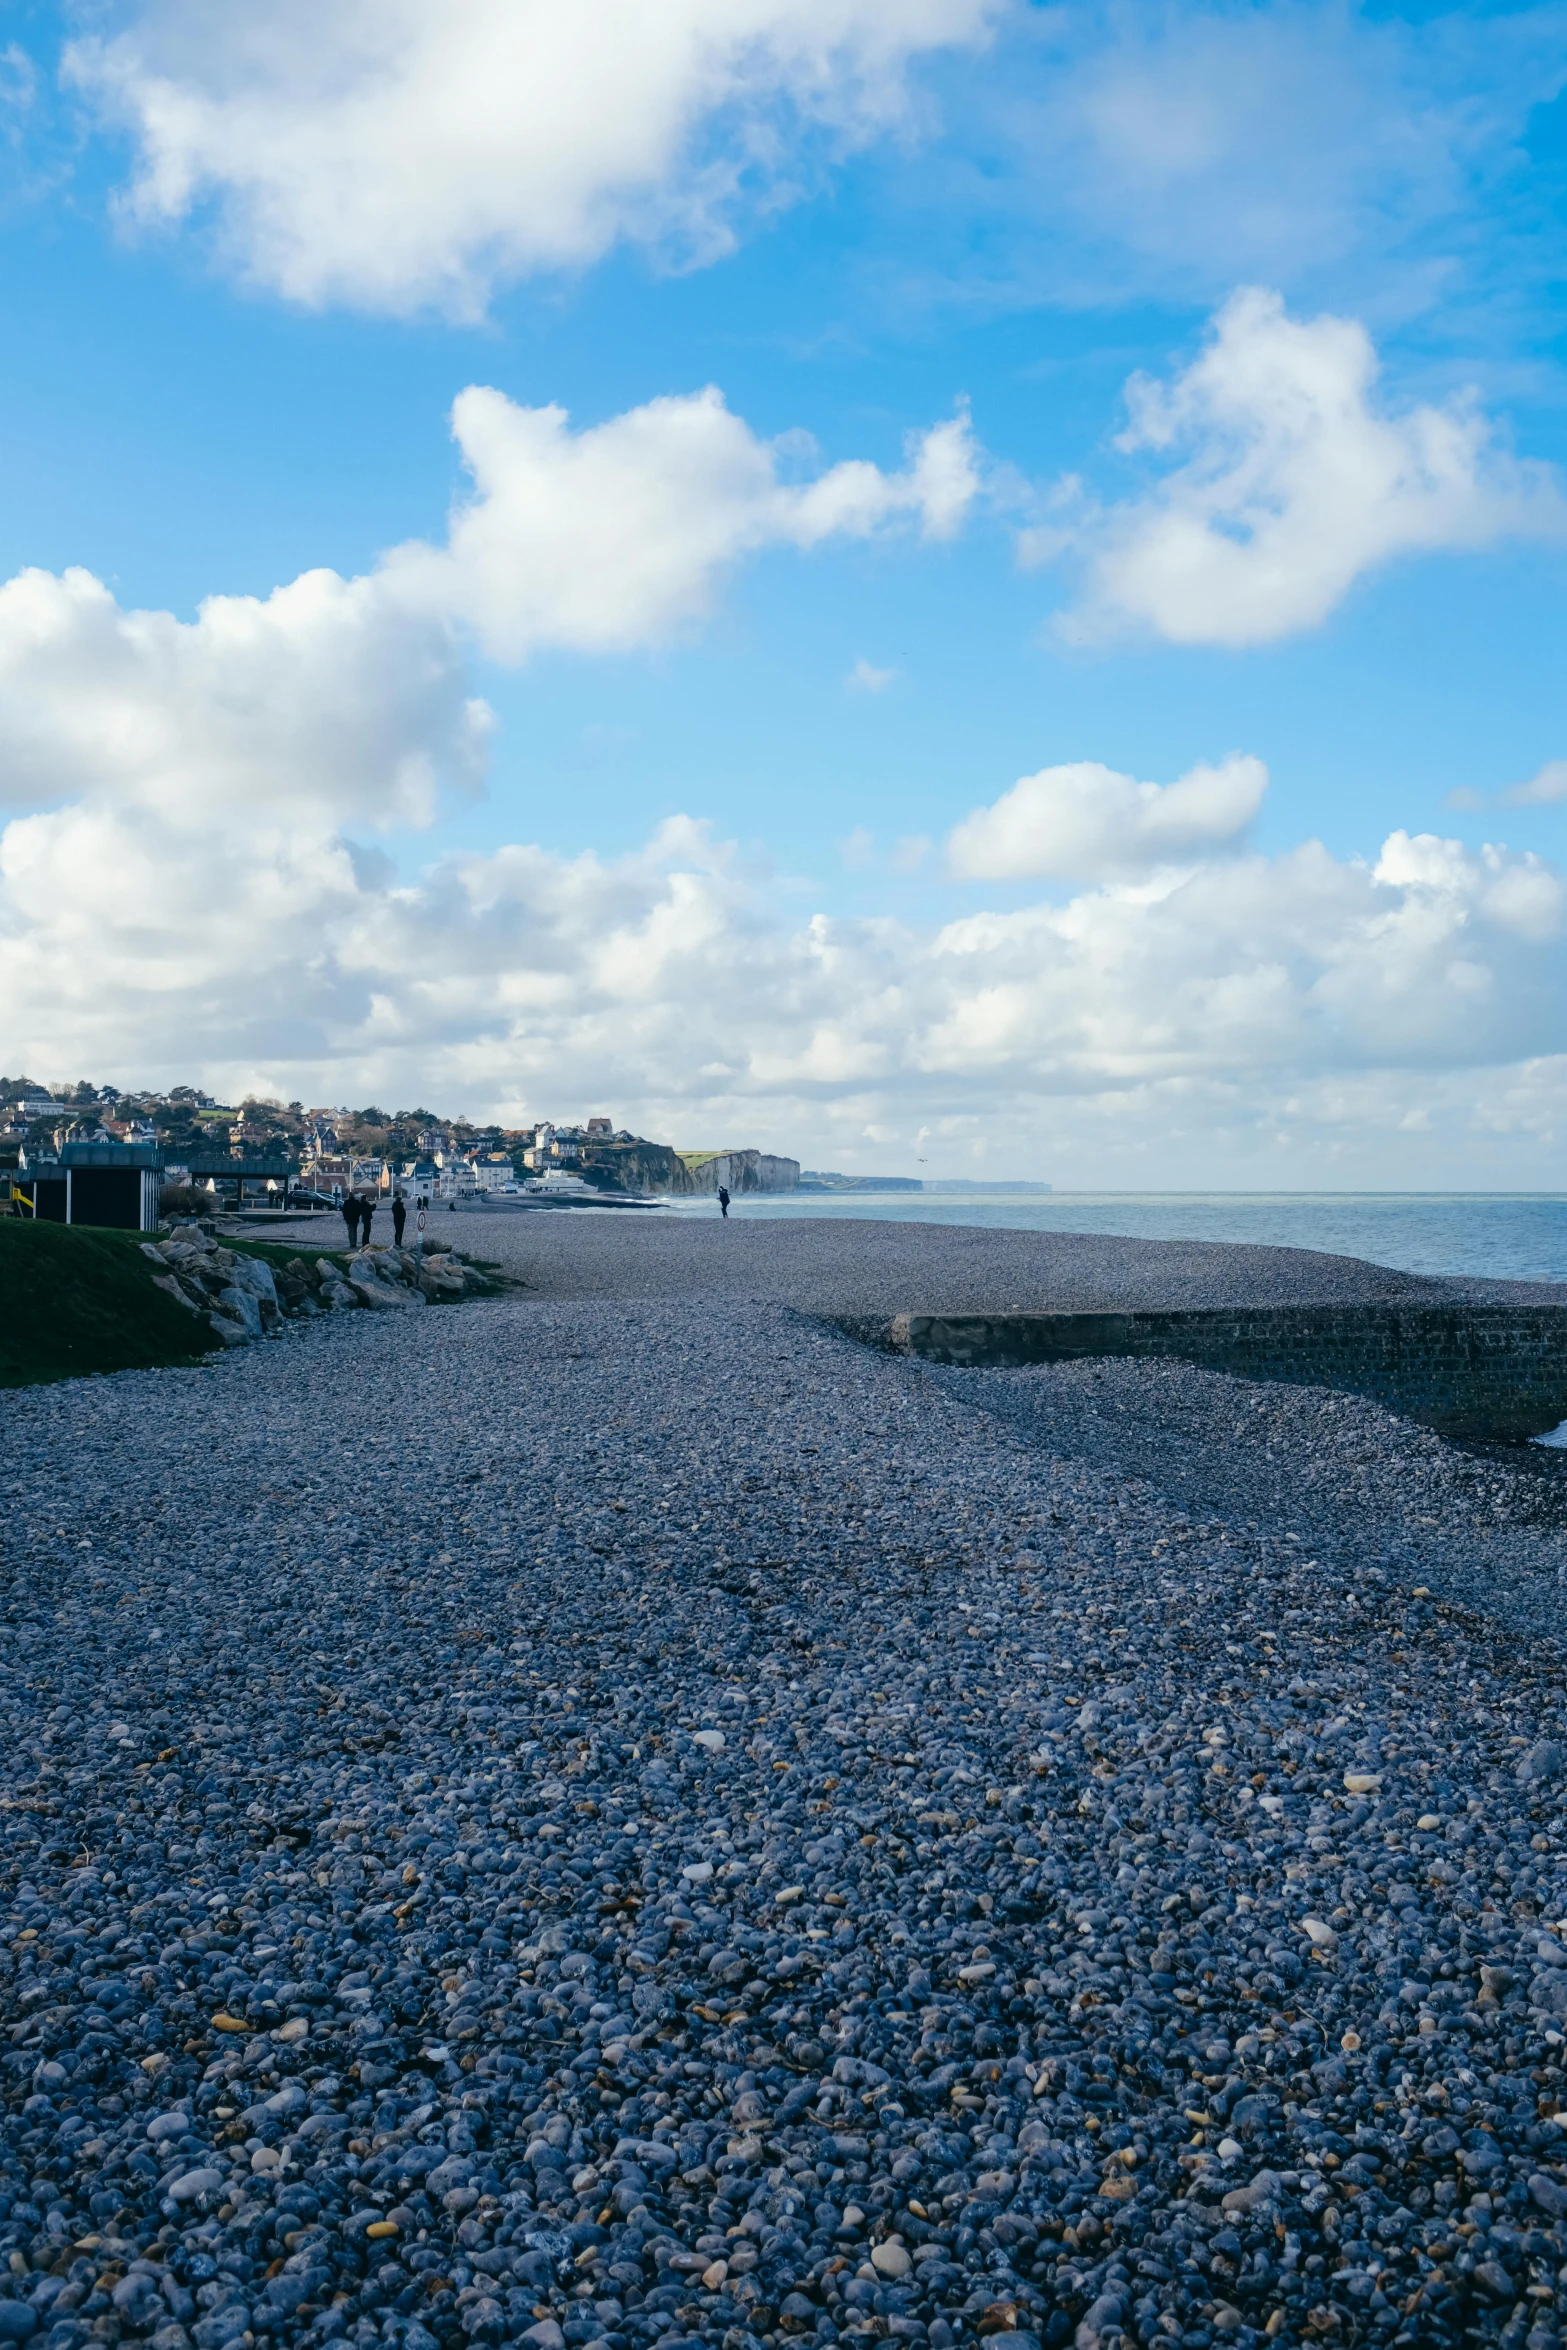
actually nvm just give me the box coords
[2,1211,1567,2350]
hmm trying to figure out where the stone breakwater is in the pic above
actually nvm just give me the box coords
[862,1306,1567,1441]
[140,1227,492,1348]
[3,1220,1567,2350]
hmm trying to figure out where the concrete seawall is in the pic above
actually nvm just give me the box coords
[843,1303,1567,1438]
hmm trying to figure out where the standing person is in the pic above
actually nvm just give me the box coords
[340,1191,359,1249]
[392,1192,407,1247]
[361,1193,377,1246]
[717,1185,731,1220]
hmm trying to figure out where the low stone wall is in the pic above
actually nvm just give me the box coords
[850,1303,1567,1439]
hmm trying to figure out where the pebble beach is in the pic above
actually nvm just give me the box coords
[5,1211,1567,2350]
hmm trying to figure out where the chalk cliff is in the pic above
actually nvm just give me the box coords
[575,1138,801,1194]
[677,1149,800,1194]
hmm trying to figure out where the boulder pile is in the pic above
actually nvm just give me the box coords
[140,1224,492,1348]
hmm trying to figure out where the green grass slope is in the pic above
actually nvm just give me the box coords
[0,1221,500,1390]
[209,1234,350,1279]
[0,1221,213,1388]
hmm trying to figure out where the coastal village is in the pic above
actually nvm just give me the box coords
[0,1077,811,1212]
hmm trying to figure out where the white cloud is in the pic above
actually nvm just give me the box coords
[0,355,1560,1180]
[1502,759,1567,808]
[946,752,1267,881]
[4,776,1566,1183]
[846,656,898,693]
[0,562,488,822]
[386,387,978,663]
[68,0,995,317]
[1447,759,1567,814]
[0,380,974,824]
[1034,288,1564,647]
[1374,827,1564,944]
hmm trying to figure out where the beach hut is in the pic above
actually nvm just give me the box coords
[13,1139,162,1230]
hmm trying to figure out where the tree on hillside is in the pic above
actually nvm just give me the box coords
[237,1097,304,1140]
[152,1102,208,1156]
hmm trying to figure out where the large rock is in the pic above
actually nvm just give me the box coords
[150,1272,202,1316]
[348,1273,424,1310]
[215,1285,265,1340]
[419,1263,467,1299]
[139,1222,482,1347]
[224,1252,280,1328]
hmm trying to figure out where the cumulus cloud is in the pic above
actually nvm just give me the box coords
[0,380,975,822]
[946,752,1267,881]
[68,0,995,317]
[1032,287,1564,646]
[3,778,1564,1182]
[0,562,489,823]
[0,372,1550,1172]
[386,387,979,663]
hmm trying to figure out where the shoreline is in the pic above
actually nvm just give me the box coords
[4,1216,1566,2350]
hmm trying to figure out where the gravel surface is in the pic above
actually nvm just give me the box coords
[4,1215,1567,2350]
[326,1204,1567,1314]
[941,1356,1567,1646]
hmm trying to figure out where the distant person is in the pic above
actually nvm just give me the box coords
[361,1194,377,1245]
[340,1192,359,1248]
[391,1193,407,1246]
[717,1185,730,1221]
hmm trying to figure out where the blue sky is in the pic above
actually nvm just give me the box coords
[4,0,1567,1182]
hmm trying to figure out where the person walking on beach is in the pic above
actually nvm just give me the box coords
[717,1185,730,1220]
[392,1192,407,1247]
[340,1191,359,1248]
[361,1193,377,1245]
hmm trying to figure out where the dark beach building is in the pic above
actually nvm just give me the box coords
[14,1138,162,1230]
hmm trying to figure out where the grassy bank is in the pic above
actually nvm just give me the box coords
[0,1225,363,1388]
[1,1221,496,1390]
[0,1220,214,1388]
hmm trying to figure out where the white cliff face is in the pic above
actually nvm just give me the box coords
[680,1149,800,1194]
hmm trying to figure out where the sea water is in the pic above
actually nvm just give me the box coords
[665,1190,1567,1286]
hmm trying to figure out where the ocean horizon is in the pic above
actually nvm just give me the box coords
[657,1187,1567,1285]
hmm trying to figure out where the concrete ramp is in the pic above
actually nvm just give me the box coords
[848,1302,1567,1439]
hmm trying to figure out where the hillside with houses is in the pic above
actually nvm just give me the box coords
[0,1078,800,1203]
